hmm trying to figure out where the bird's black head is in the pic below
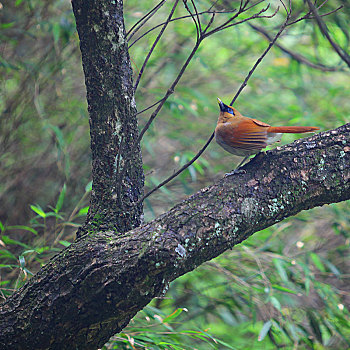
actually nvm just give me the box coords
[217,98,234,115]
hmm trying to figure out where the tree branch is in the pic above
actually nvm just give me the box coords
[133,0,180,91]
[126,0,167,41]
[305,0,350,68]
[1,123,349,349]
[248,23,343,72]
[128,9,237,49]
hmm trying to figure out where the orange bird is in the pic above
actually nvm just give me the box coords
[215,98,319,175]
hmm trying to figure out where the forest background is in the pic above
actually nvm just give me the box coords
[0,0,349,348]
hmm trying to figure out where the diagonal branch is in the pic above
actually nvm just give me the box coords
[183,0,201,41]
[133,0,180,91]
[248,23,343,72]
[128,9,238,49]
[231,3,291,105]
[305,0,350,68]
[1,123,349,349]
[127,0,167,40]
[287,1,343,26]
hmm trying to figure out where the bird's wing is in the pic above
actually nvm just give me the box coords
[251,118,271,128]
[219,120,268,150]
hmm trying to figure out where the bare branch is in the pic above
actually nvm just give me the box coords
[136,97,166,116]
[249,23,343,72]
[202,12,216,35]
[213,4,278,36]
[305,0,350,68]
[137,41,201,142]
[287,3,343,26]
[128,9,238,49]
[138,132,215,203]
[204,0,264,37]
[2,123,350,349]
[127,0,167,41]
[231,4,290,105]
[133,0,180,91]
[183,0,200,41]
[190,0,202,33]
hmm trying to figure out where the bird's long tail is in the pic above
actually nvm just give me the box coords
[267,126,319,133]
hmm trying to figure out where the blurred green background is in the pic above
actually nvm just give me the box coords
[0,0,349,348]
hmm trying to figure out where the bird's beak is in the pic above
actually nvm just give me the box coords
[217,97,225,112]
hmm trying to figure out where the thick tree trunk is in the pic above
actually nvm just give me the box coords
[72,0,144,237]
[0,124,349,350]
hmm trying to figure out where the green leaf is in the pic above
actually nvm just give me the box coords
[307,311,323,344]
[1,235,30,249]
[52,23,60,44]
[258,320,272,341]
[273,258,288,282]
[30,204,46,218]
[270,296,281,311]
[323,259,340,276]
[310,252,326,272]
[46,124,65,149]
[6,225,38,235]
[271,284,298,295]
[55,184,66,213]
[162,308,184,323]
[19,255,25,268]
[59,240,71,247]
[85,181,92,193]
[0,249,17,261]
[78,206,89,216]
[0,22,15,29]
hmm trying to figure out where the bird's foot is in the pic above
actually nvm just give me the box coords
[224,169,246,177]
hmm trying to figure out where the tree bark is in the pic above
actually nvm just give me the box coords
[72,0,144,237]
[0,123,349,350]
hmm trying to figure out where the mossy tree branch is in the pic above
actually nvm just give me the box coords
[0,124,349,349]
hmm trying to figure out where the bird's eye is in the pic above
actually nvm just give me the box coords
[227,107,234,115]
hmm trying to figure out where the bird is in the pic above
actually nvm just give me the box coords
[215,98,319,175]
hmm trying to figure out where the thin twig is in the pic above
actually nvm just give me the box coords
[208,0,220,12]
[287,4,343,26]
[134,0,180,91]
[203,0,251,36]
[137,40,201,142]
[190,0,202,33]
[202,12,216,35]
[137,132,215,203]
[305,0,350,68]
[136,97,166,116]
[183,0,200,41]
[231,4,290,105]
[249,23,342,72]
[127,0,167,40]
[213,5,278,37]
[128,9,238,49]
